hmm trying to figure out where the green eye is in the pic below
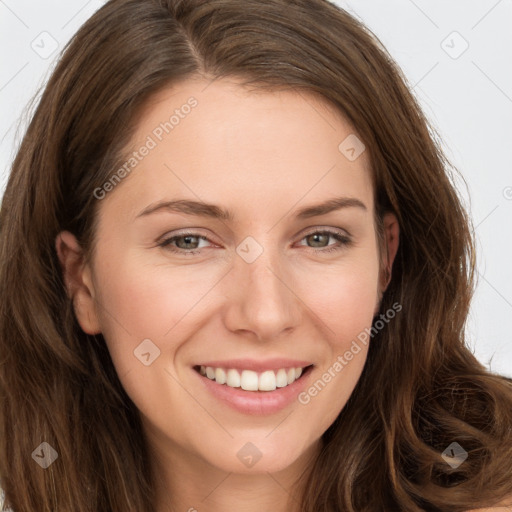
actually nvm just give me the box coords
[158,229,352,256]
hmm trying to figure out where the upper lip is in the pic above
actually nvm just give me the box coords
[195,358,314,372]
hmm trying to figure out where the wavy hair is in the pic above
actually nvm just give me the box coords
[1,0,511,510]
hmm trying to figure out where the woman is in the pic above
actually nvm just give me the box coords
[1,0,511,510]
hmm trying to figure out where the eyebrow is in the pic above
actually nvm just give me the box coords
[136,196,367,222]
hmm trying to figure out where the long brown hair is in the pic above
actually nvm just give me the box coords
[1,0,511,510]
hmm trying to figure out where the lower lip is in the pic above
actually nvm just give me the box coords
[194,365,314,416]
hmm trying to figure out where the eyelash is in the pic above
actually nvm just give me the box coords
[157,229,352,255]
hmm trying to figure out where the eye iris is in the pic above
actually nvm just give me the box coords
[177,235,199,249]
[307,233,329,248]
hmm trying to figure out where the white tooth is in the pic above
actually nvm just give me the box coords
[205,366,303,390]
[226,369,241,388]
[240,370,259,391]
[215,367,226,384]
[258,370,276,391]
[276,368,288,387]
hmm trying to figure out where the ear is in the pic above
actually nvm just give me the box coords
[375,212,399,312]
[55,231,102,334]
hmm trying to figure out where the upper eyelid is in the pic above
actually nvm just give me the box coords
[299,226,351,238]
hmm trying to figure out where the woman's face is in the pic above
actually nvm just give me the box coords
[58,77,398,476]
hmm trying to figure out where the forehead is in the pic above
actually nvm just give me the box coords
[103,77,374,221]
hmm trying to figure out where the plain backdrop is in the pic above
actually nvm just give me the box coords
[1,0,511,377]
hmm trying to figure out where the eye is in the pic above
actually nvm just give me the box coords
[157,228,352,255]
[296,229,352,254]
[158,231,211,255]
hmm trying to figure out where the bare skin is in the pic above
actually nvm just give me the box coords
[56,76,400,512]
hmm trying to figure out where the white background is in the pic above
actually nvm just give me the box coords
[1,0,511,377]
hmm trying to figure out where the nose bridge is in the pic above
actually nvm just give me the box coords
[224,236,302,338]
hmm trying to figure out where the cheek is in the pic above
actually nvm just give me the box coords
[90,253,219,423]
[295,253,379,417]
[302,254,380,341]
[91,249,225,371]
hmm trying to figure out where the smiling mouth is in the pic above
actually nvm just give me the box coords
[193,364,314,392]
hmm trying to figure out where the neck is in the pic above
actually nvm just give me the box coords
[149,435,321,512]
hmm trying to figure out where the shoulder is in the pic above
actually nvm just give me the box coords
[466,509,512,512]
[465,496,512,511]
[0,487,13,512]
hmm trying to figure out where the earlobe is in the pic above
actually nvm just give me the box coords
[55,231,102,334]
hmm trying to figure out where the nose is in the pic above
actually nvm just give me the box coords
[222,247,302,341]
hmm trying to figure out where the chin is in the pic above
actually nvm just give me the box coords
[203,437,312,475]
